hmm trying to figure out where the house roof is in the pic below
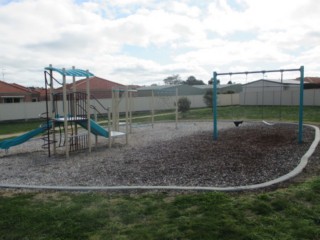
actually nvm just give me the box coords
[300,77,320,84]
[138,84,213,91]
[60,76,124,91]
[11,83,41,94]
[188,85,211,89]
[0,80,38,94]
[137,85,178,91]
[193,84,242,89]
[137,84,207,96]
[243,79,300,86]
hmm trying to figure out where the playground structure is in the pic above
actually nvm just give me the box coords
[43,65,134,157]
[0,65,307,157]
[0,121,52,153]
[0,65,183,156]
[212,66,305,143]
[111,86,135,134]
[2,66,320,193]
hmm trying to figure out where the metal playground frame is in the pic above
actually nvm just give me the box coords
[212,66,305,143]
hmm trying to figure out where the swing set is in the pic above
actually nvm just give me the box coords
[212,66,305,143]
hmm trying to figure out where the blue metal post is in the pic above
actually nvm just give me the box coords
[298,66,304,143]
[213,72,218,140]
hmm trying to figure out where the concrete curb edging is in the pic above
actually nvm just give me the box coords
[1,124,319,192]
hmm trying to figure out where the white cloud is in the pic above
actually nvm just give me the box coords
[167,1,201,18]
[0,0,319,87]
[108,0,153,6]
[204,0,251,36]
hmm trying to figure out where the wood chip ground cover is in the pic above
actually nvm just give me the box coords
[0,122,314,188]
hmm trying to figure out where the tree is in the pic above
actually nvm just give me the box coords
[227,80,233,84]
[184,76,205,85]
[208,78,220,85]
[163,74,183,85]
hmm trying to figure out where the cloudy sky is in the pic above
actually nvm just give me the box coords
[0,0,319,86]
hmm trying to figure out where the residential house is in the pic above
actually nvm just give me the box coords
[299,77,320,89]
[0,80,41,103]
[301,77,320,84]
[55,76,125,99]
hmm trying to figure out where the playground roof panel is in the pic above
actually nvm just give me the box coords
[44,67,94,77]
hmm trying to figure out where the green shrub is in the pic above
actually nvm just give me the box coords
[177,97,191,113]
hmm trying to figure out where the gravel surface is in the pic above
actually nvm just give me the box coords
[0,121,315,187]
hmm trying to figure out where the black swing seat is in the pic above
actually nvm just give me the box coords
[233,120,243,127]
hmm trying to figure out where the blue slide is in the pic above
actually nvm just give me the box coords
[77,119,109,138]
[0,122,52,150]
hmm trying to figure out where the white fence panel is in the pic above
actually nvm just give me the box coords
[239,89,320,106]
[0,102,46,121]
[304,89,320,106]
[218,94,239,106]
[0,90,319,121]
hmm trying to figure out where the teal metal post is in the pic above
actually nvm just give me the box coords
[213,72,218,140]
[298,66,304,143]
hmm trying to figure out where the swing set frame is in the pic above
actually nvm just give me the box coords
[212,66,305,143]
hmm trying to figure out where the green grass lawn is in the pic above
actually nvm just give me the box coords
[1,106,320,239]
[0,120,44,135]
[1,177,320,239]
[1,106,319,137]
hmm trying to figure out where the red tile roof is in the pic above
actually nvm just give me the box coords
[303,77,320,84]
[65,76,124,90]
[12,83,42,94]
[0,80,33,94]
[295,77,320,84]
[0,76,125,101]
